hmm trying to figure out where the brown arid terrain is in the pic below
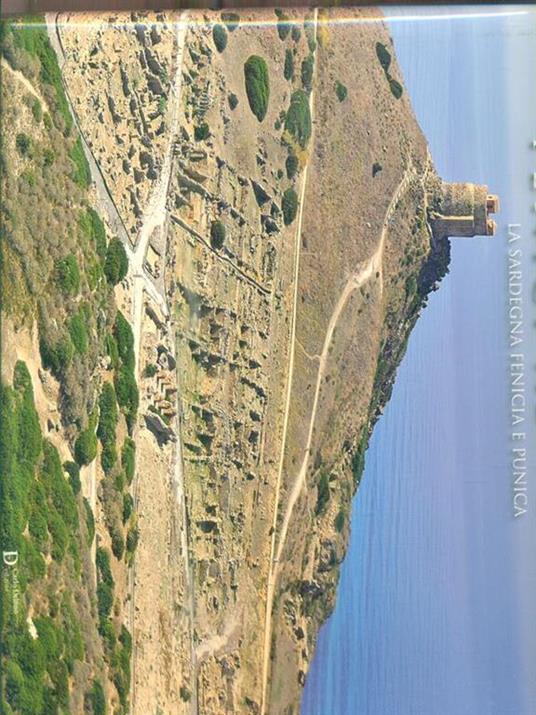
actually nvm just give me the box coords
[0,7,496,715]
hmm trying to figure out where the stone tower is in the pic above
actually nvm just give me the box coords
[427,180,499,241]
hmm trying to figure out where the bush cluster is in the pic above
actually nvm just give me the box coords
[244,55,270,122]
[335,80,348,102]
[376,42,403,100]
[104,238,128,285]
[212,24,228,53]
[301,55,314,92]
[69,136,91,188]
[210,220,226,250]
[284,49,294,82]
[282,188,298,226]
[284,90,311,148]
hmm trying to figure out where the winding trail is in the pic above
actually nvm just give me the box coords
[259,10,318,714]
[259,152,415,712]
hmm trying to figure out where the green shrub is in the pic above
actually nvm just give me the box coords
[96,546,113,585]
[64,460,81,494]
[194,123,210,141]
[55,254,80,295]
[106,333,120,369]
[42,441,78,529]
[114,311,135,369]
[282,187,298,226]
[352,426,369,488]
[101,442,117,476]
[114,366,139,427]
[284,49,294,81]
[304,19,316,53]
[15,133,31,156]
[97,382,118,450]
[301,55,314,92]
[180,686,191,702]
[335,80,348,102]
[276,12,291,41]
[80,207,107,260]
[104,238,128,285]
[74,428,97,466]
[47,509,69,561]
[389,77,403,99]
[291,25,301,42]
[43,147,55,166]
[83,498,95,544]
[111,529,125,560]
[121,438,136,484]
[122,493,134,523]
[284,90,311,148]
[315,472,330,515]
[221,12,240,31]
[69,312,88,354]
[69,136,91,188]
[87,679,106,715]
[244,55,270,122]
[212,24,228,53]
[39,333,74,375]
[228,93,238,111]
[376,42,391,71]
[32,99,42,123]
[372,161,383,177]
[97,581,113,620]
[334,509,345,533]
[143,363,158,378]
[285,152,298,180]
[126,526,139,555]
[210,220,226,249]
[13,361,42,466]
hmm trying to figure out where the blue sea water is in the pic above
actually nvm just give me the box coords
[302,8,536,715]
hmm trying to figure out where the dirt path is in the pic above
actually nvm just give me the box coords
[126,14,198,714]
[259,10,318,714]
[2,59,51,114]
[273,162,414,564]
[259,155,415,713]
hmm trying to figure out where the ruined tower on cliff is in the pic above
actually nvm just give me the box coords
[427,180,500,241]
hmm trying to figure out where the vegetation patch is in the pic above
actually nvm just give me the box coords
[284,49,294,82]
[228,93,238,111]
[376,42,403,100]
[335,80,348,102]
[315,472,331,515]
[301,55,314,92]
[194,122,210,141]
[210,220,226,249]
[285,152,299,180]
[334,509,345,533]
[69,136,91,188]
[275,10,291,41]
[282,187,298,226]
[212,24,228,53]
[104,237,128,285]
[244,55,270,122]
[284,90,311,148]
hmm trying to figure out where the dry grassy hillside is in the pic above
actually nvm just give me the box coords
[1,9,450,715]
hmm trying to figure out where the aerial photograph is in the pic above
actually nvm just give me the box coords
[0,5,535,715]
